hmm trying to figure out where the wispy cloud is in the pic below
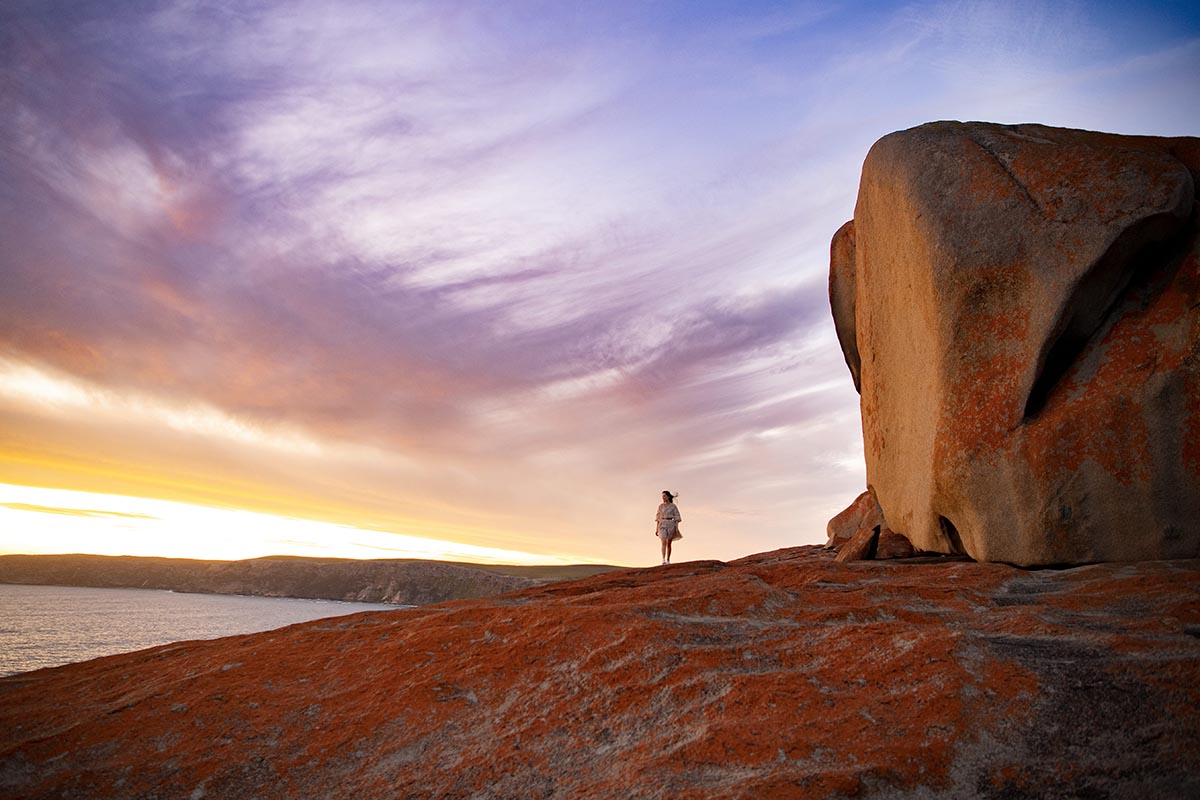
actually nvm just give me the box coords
[1,503,158,520]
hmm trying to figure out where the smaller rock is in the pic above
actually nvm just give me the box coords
[826,491,885,548]
[875,528,916,560]
[835,526,880,562]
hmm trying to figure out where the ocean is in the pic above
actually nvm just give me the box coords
[0,583,399,677]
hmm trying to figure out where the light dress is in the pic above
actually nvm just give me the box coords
[656,502,682,542]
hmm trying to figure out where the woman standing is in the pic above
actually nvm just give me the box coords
[655,491,682,564]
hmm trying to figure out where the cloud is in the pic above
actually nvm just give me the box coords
[0,503,158,520]
[0,0,838,466]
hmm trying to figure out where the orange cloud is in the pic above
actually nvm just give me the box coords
[0,503,158,520]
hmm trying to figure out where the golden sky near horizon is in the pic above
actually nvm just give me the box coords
[0,359,613,564]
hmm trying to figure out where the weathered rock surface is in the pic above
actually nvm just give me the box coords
[2,547,1198,799]
[875,528,917,560]
[831,121,1200,565]
[0,554,617,606]
[825,489,885,548]
[835,525,879,562]
[829,219,861,392]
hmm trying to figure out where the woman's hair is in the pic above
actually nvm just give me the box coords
[662,490,677,502]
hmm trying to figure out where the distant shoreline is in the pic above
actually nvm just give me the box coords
[0,581,415,606]
[0,553,621,606]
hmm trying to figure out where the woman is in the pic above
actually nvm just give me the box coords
[655,490,682,564]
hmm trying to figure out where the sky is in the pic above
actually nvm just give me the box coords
[1,0,1198,566]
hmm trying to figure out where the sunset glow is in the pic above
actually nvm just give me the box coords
[0,484,577,565]
[2,1,1197,566]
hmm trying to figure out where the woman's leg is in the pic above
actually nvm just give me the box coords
[660,535,668,563]
[665,537,672,563]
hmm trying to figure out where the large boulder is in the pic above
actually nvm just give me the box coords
[831,121,1200,565]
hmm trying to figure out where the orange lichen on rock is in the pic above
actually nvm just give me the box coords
[2,547,1198,799]
[830,121,1200,565]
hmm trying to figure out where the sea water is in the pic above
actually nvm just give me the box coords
[0,583,399,676]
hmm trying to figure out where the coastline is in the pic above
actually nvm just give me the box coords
[0,553,621,606]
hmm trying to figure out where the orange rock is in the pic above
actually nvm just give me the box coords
[826,489,884,548]
[832,121,1200,565]
[875,527,916,559]
[835,525,879,562]
[1,547,1198,799]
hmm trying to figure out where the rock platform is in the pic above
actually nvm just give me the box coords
[2,546,1197,799]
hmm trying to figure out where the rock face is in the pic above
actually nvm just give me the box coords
[875,528,916,560]
[1,547,1198,799]
[0,554,618,606]
[825,489,885,547]
[831,121,1200,565]
[829,220,861,392]
[834,525,878,562]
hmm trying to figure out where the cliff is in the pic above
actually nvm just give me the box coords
[0,554,619,606]
[2,546,1197,799]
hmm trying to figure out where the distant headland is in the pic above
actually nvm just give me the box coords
[0,553,620,606]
